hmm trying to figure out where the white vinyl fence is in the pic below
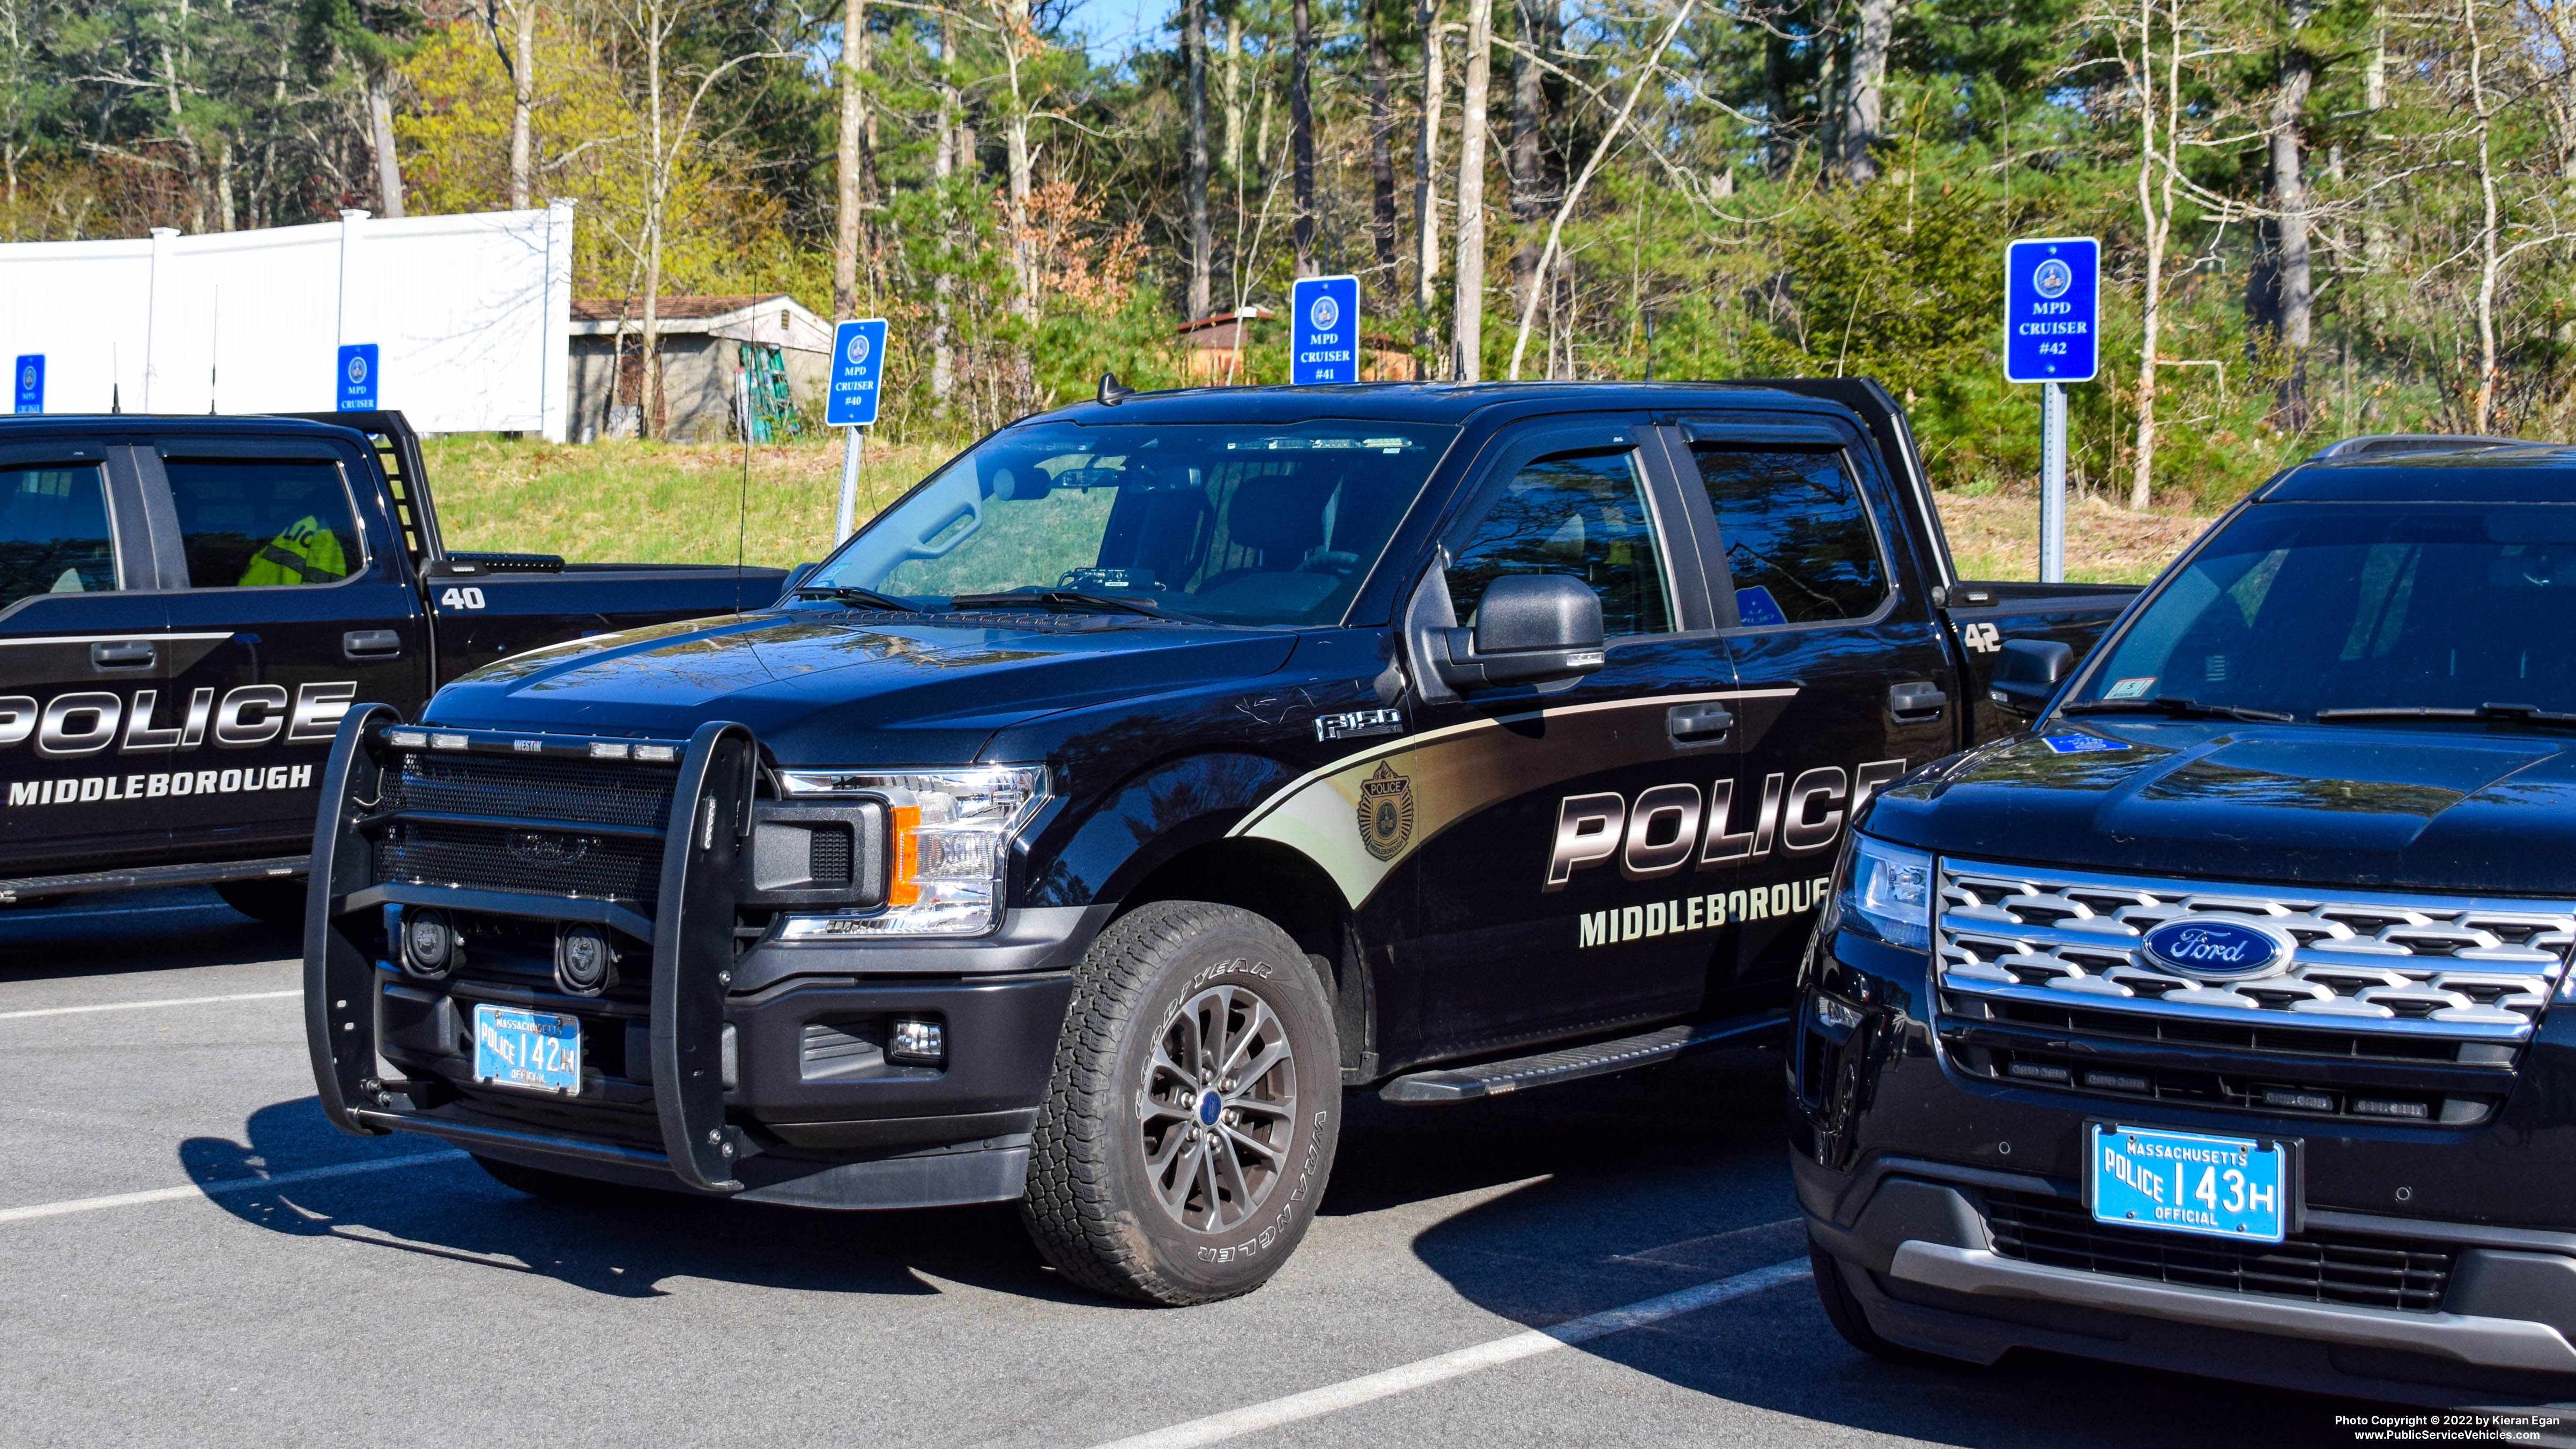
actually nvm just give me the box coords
[0,203,575,440]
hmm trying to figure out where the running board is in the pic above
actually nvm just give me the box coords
[0,853,306,903]
[1376,1013,1790,1105]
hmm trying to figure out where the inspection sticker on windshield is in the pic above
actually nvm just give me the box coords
[2042,733,2129,754]
[2104,676,2156,700]
[2088,1123,2289,1242]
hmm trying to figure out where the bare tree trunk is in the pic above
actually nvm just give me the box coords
[1224,14,1244,176]
[368,75,405,219]
[509,0,536,209]
[1763,20,1792,178]
[1507,0,1543,319]
[1004,0,1036,321]
[1291,0,1316,277]
[1843,0,1892,182]
[1412,0,1445,368]
[1452,0,1492,380]
[834,0,867,317]
[1366,0,1398,277]
[2131,0,2172,510]
[215,142,235,231]
[2269,0,2314,430]
[2361,7,2391,290]
[932,10,958,400]
[159,38,206,231]
[1186,0,1213,317]
[641,3,665,439]
[2465,0,2501,430]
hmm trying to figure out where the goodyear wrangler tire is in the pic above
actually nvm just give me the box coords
[1022,900,1341,1306]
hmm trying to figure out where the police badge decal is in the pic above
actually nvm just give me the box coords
[1356,761,1415,861]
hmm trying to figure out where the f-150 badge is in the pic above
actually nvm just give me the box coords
[1357,761,1415,861]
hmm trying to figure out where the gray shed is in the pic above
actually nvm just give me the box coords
[569,294,833,442]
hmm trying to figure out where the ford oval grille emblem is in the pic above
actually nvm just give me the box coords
[2142,917,2292,980]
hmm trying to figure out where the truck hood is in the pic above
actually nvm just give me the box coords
[422,610,1302,766]
[1867,720,2576,897]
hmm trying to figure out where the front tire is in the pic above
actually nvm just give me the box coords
[1022,901,1342,1305]
[1810,1238,1948,1366]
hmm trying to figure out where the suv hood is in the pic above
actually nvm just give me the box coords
[1868,720,2576,896]
[423,611,1301,766]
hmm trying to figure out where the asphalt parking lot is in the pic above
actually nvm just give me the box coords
[0,890,2397,1447]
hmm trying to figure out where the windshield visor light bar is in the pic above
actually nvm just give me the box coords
[776,767,1049,938]
[1842,835,1934,950]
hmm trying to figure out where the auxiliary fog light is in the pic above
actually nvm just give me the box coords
[888,1017,946,1066]
[554,923,617,996]
[402,908,457,978]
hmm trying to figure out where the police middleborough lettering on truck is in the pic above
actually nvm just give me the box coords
[302,378,2133,1305]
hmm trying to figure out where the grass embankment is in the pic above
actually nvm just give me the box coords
[422,432,2216,586]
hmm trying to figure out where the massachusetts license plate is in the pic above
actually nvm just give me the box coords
[473,1004,582,1095]
[2087,1123,2289,1243]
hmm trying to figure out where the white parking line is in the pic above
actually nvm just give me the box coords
[1086,1258,1812,1449]
[0,1151,469,1224]
[0,988,299,1021]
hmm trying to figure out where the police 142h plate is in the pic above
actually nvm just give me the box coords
[473,1003,582,1094]
[2086,1123,2290,1243]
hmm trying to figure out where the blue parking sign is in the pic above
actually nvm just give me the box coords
[13,355,40,414]
[337,344,380,410]
[2003,237,2099,383]
[1289,275,1361,385]
[827,318,889,427]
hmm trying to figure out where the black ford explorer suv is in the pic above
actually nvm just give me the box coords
[302,378,2133,1305]
[0,411,779,918]
[1796,442,2576,1412]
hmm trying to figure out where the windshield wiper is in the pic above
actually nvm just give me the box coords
[2062,695,2295,723]
[792,585,918,612]
[948,590,1193,621]
[2315,702,2576,728]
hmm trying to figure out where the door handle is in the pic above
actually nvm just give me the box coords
[90,641,154,670]
[1888,681,1948,723]
[1667,702,1734,744]
[343,629,403,660]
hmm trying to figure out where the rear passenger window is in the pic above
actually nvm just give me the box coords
[166,459,363,588]
[1696,447,1886,627]
[1449,449,1672,637]
[0,464,117,611]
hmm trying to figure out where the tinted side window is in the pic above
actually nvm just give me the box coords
[1449,448,1672,637]
[167,459,363,589]
[0,465,117,611]
[1696,447,1887,626]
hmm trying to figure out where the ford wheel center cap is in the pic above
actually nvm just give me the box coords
[2141,915,2296,980]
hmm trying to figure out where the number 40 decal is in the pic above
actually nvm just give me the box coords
[438,586,487,610]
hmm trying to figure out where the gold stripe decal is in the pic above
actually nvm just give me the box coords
[1231,689,1799,909]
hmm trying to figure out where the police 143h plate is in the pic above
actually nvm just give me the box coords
[2087,1123,2289,1243]
[473,1003,582,1094]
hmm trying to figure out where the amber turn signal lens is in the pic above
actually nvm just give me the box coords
[886,804,922,906]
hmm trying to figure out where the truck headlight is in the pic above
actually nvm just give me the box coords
[773,766,1048,938]
[1840,834,1933,949]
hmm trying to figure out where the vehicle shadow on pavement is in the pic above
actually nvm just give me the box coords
[183,1096,1081,1305]
[1386,1051,2381,1447]
[0,887,288,977]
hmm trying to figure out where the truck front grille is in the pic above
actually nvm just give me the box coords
[370,748,679,908]
[1985,1190,2454,1313]
[1934,858,2572,1124]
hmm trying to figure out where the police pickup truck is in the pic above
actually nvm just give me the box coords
[303,378,2135,1305]
[1798,440,2576,1414]
[0,411,782,920]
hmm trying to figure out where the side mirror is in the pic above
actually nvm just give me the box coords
[1988,637,2075,717]
[774,560,820,604]
[1436,574,1607,690]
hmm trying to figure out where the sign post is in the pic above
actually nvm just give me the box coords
[336,343,380,412]
[1289,275,1361,385]
[826,318,889,542]
[12,355,40,414]
[2003,237,2099,583]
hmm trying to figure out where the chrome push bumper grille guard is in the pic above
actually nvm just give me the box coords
[1931,857,2576,1119]
[303,706,758,1193]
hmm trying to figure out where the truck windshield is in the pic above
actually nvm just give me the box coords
[2076,502,2576,719]
[804,420,1459,625]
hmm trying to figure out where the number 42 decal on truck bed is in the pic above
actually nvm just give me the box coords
[439,587,486,610]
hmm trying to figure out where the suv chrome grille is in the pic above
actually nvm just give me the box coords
[1984,1190,2454,1313]
[1934,859,2571,1123]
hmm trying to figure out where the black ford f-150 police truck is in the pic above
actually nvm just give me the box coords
[1796,441,2576,1413]
[301,378,2135,1305]
[0,411,781,919]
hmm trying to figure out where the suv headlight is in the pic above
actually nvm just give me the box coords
[1840,834,1933,949]
[773,766,1049,938]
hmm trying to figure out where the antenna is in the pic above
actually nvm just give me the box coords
[734,355,751,612]
[209,286,220,414]
[111,341,121,413]
[1097,371,1134,406]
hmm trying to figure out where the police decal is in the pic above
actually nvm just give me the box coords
[1356,760,1415,861]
